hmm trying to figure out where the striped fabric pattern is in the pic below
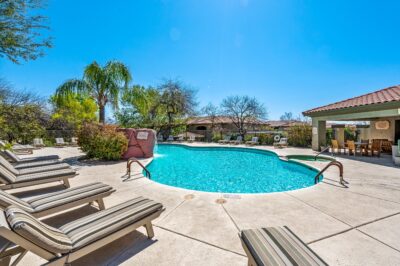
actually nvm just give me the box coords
[15,168,76,183]
[17,163,71,175]
[2,150,59,163]
[14,159,61,169]
[0,190,34,212]
[0,165,16,184]
[0,156,19,175]
[2,150,21,162]
[241,227,327,266]
[28,182,114,211]
[6,206,73,254]
[60,196,163,249]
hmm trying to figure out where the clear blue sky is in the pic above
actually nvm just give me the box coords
[1,0,399,120]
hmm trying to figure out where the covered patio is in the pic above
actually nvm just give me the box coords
[303,85,400,161]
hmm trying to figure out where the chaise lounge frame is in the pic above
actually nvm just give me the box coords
[0,175,75,190]
[0,208,164,266]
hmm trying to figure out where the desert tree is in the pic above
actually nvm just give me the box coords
[157,79,197,135]
[280,112,294,121]
[0,0,52,63]
[220,95,266,138]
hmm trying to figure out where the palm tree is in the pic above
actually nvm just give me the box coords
[55,61,132,123]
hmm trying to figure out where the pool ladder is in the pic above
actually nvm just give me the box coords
[314,161,346,185]
[126,157,151,179]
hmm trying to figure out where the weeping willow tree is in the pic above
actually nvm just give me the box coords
[54,61,132,123]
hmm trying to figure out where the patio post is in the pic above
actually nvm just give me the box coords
[312,118,326,151]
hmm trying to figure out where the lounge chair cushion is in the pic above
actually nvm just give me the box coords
[28,182,114,211]
[17,163,71,175]
[0,156,19,175]
[241,227,327,266]
[2,150,59,163]
[15,168,76,183]
[5,206,73,254]
[0,190,34,212]
[13,159,61,169]
[60,196,163,249]
[0,166,16,184]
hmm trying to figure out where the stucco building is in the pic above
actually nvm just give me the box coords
[303,85,400,151]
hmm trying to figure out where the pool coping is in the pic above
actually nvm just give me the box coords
[142,142,326,196]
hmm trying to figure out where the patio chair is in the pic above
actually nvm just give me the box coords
[189,135,196,143]
[167,135,174,142]
[273,138,288,148]
[369,139,382,157]
[70,137,79,147]
[230,136,243,145]
[345,140,358,156]
[0,149,60,164]
[246,137,259,146]
[55,138,68,147]
[240,227,327,266]
[157,134,164,142]
[177,136,184,142]
[0,182,115,218]
[32,138,45,148]
[218,135,231,144]
[0,164,77,190]
[0,197,164,265]
[0,141,34,155]
[330,139,341,154]
[0,155,71,177]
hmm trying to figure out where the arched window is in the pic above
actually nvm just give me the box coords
[196,126,207,130]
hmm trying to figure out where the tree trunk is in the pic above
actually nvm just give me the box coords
[99,105,105,124]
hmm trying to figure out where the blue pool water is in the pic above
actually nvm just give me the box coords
[146,144,320,193]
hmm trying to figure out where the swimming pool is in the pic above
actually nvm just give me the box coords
[146,144,320,193]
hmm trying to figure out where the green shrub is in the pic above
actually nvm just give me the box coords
[244,135,253,142]
[212,132,223,142]
[326,128,333,145]
[261,134,275,145]
[287,125,312,147]
[78,123,128,160]
[344,127,357,141]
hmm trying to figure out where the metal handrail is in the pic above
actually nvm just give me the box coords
[126,157,151,179]
[314,161,344,185]
[314,146,331,160]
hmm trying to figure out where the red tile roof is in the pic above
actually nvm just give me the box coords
[303,85,400,115]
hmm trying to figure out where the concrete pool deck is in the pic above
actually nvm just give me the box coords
[11,143,400,265]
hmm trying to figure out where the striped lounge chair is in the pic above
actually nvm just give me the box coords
[55,138,68,147]
[0,155,70,175]
[0,141,34,155]
[33,138,45,148]
[0,164,77,190]
[0,182,114,217]
[230,136,243,145]
[218,135,231,144]
[0,149,60,164]
[0,197,164,265]
[240,227,327,266]
[246,137,259,146]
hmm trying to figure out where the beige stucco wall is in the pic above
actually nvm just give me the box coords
[357,127,370,141]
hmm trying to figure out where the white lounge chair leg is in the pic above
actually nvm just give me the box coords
[96,198,105,210]
[144,222,154,239]
[63,178,70,188]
